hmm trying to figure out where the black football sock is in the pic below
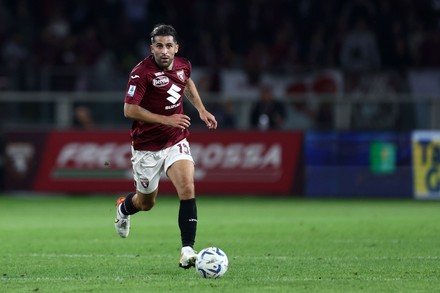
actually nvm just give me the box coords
[120,192,140,216]
[179,198,198,248]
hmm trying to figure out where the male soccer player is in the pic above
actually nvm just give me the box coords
[114,24,217,269]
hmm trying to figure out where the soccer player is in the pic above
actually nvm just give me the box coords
[114,24,217,269]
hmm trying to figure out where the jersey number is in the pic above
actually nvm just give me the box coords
[177,142,190,155]
[167,84,182,104]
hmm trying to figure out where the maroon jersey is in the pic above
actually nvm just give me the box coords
[124,55,191,151]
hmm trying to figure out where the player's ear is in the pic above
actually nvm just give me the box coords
[175,44,179,53]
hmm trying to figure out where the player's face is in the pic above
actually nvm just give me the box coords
[150,35,179,70]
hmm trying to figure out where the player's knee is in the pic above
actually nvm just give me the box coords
[178,182,195,200]
[134,190,157,211]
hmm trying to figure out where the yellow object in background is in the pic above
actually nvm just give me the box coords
[412,131,440,200]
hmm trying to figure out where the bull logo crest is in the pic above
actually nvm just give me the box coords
[177,70,185,81]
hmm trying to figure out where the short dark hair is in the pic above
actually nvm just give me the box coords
[150,24,178,44]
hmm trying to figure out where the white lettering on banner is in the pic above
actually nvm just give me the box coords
[242,144,265,168]
[191,143,281,169]
[261,144,281,168]
[223,144,242,168]
[56,143,131,168]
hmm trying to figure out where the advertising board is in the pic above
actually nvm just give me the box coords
[4,130,303,195]
[305,131,412,198]
[412,131,440,199]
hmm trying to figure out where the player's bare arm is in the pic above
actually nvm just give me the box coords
[124,103,191,129]
[184,78,218,129]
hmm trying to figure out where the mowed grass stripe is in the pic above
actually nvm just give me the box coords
[0,195,439,293]
[16,253,440,261]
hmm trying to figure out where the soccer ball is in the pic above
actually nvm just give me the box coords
[195,247,228,279]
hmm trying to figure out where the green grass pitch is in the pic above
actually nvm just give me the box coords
[1,195,439,292]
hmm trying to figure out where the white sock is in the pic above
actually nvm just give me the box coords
[182,246,193,253]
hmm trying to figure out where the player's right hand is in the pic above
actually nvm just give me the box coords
[166,114,191,129]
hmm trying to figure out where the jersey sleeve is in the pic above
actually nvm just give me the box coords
[186,59,192,78]
[124,68,148,105]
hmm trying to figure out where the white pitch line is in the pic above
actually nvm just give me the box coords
[1,276,134,283]
[12,253,440,261]
[1,276,409,283]
[19,253,440,261]
[232,255,440,261]
[25,253,173,259]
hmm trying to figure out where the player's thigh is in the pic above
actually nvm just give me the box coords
[166,159,195,199]
[164,139,195,197]
[132,148,164,194]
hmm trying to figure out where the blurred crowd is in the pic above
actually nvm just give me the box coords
[1,0,440,92]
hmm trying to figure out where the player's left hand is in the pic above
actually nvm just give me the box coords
[200,110,217,130]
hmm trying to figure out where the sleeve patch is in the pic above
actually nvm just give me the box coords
[127,85,136,97]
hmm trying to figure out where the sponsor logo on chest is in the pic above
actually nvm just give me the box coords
[152,75,169,87]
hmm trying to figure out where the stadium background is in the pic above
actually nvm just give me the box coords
[1,0,440,199]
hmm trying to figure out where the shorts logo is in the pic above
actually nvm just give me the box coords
[153,76,169,87]
[128,85,136,97]
[140,179,149,189]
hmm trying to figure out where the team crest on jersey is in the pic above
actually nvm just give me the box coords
[177,70,185,81]
[152,76,169,87]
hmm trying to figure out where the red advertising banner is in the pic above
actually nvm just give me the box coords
[5,130,303,195]
[33,130,133,193]
[4,131,49,191]
[189,131,303,194]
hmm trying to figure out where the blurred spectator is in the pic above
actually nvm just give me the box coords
[76,27,103,66]
[268,20,301,71]
[345,72,401,130]
[374,0,412,71]
[285,82,315,130]
[311,75,338,129]
[389,20,411,71]
[195,69,221,93]
[407,17,427,67]
[0,0,439,92]
[212,100,236,129]
[1,32,28,89]
[285,74,339,130]
[193,30,218,67]
[244,41,270,86]
[250,86,286,130]
[122,0,150,29]
[217,32,237,67]
[418,31,440,67]
[73,105,96,129]
[45,8,70,41]
[340,17,381,72]
[309,24,329,69]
